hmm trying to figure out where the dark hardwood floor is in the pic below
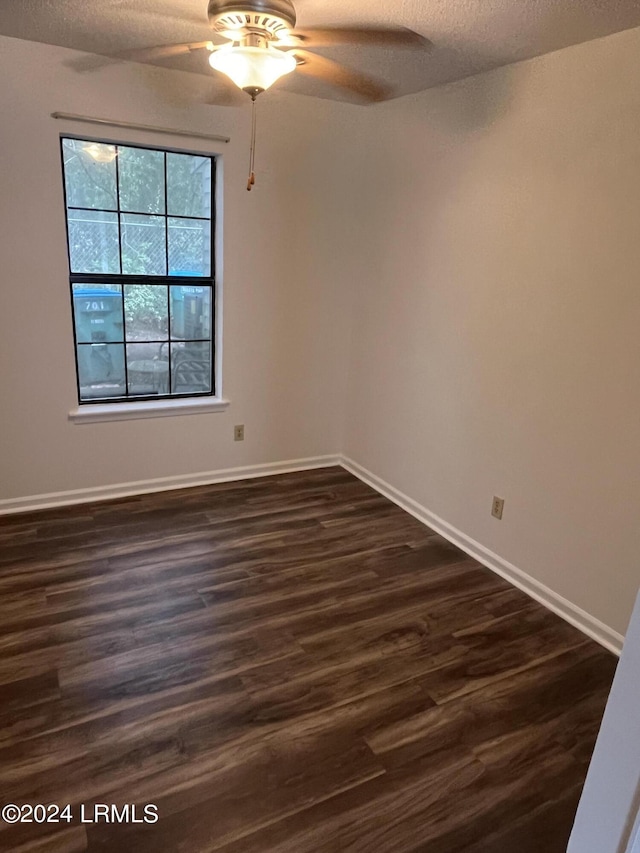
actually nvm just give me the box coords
[0,467,616,852]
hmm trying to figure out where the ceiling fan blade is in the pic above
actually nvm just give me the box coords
[287,27,430,49]
[67,41,216,73]
[66,54,122,73]
[118,41,215,63]
[292,50,391,103]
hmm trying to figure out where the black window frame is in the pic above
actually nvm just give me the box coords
[60,135,217,406]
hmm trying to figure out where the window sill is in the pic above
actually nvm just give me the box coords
[69,397,230,424]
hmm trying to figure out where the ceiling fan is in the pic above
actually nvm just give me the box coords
[82,0,429,188]
[120,0,430,104]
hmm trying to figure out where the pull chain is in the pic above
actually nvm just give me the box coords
[247,95,257,191]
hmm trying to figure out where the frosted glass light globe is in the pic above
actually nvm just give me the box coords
[209,46,296,94]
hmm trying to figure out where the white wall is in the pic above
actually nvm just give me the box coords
[341,26,640,638]
[0,35,353,502]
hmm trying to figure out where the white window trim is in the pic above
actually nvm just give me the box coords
[69,396,230,424]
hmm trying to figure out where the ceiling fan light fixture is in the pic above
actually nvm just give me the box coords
[209,45,296,96]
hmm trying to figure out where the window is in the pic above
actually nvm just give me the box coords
[61,137,216,404]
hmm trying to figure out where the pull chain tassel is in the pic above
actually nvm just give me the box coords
[247,96,257,191]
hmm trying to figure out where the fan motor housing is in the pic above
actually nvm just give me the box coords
[207,0,297,39]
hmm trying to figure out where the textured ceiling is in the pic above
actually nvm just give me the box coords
[1,0,640,103]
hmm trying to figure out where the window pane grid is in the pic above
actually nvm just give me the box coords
[63,140,213,279]
[70,281,213,400]
[62,137,215,404]
[67,206,210,222]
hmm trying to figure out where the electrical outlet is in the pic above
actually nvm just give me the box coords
[491,497,505,520]
[234,424,245,442]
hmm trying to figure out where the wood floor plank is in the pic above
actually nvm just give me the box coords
[0,670,60,714]
[366,644,615,769]
[84,733,385,852]
[460,783,584,853]
[0,467,616,852]
[1,825,88,853]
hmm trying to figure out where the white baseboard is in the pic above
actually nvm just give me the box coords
[0,455,341,516]
[340,456,624,656]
